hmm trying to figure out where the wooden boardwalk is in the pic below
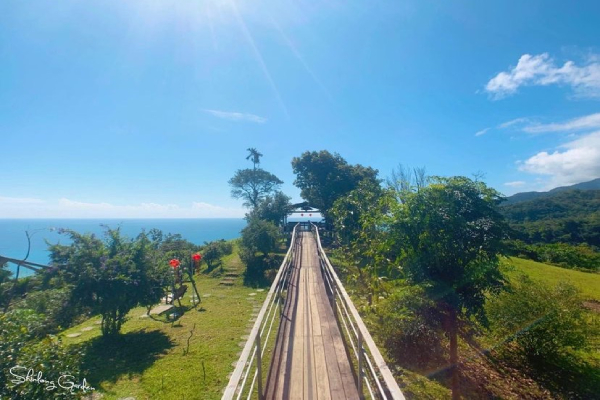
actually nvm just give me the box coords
[265,232,359,400]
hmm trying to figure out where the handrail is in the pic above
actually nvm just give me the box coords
[223,223,299,400]
[311,223,405,400]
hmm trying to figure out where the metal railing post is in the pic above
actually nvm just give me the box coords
[358,330,364,399]
[256,332,263,400]
[331,273,338,319]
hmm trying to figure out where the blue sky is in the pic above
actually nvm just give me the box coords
[1,0,599,218]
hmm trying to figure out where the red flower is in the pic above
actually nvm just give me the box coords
[169,259,180,268]
[192,253,202,262]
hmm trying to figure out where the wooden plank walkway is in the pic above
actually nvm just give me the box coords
[265,232,359,400]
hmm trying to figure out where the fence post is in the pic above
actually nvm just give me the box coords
[256,332,263,400]
[358,330,364,399]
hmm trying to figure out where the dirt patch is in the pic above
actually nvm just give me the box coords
[583,300,600,313]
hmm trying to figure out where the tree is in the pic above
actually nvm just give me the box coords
[49,229,168,337]
[201,240,233,270]
[229,149,283,209]
[291,150,379,218]
[240,218,280,258]
[389,176,508,399]
[386,164,427,196]
[247,191,292,226]
[246,147,263,169]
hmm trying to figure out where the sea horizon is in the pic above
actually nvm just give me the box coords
[0,218,246,278]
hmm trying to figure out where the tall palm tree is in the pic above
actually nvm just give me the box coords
[246,148,263,170]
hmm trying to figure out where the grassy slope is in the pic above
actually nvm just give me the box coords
[507,257,600,300]
[61,247,269,400]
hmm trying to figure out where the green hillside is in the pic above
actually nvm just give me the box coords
[507,257,600,301]
[501,189,600,246]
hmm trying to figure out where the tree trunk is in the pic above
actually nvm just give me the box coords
[448,307,459,400]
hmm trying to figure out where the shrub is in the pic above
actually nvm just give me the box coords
[17,288,75,333]
[0,309,83,399]
[375,285,446,371]
[240,218,280,257]
[487,275,596,360]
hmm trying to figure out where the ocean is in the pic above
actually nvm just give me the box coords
[0,219,246,278]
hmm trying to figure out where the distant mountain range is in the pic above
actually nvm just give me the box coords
[505,178,600,205]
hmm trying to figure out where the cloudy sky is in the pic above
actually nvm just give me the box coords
[1,0,599,218]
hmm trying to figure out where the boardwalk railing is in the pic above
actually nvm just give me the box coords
[223,224,300,400]
[312,223,405,400]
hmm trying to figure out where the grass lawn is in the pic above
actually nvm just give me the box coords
[60,247,270,400]
[507,257,600,301]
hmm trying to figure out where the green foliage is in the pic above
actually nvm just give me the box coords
[291,150,379,217]
[229,168,284,209]
[1,308,84,399]
[49,229,168,337]
[487,275,598,360]
[156,232,200,260]
[247,191,292,226]
[375,285,446,371]
[201,240,233,269]
[239,218,281,285]
[240,218,280,257]
[331,179,385,246]
[501,189,600,247]
[10,337,86,399]
[0,261,11,284]
[392,176,508,321]
[381,176,509,398]
[508,240,600,272]
[0,262,12,307]
[16,288,74,333]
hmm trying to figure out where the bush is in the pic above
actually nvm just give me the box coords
[487,275,597,360]
[201,239,234,270]
[17,288,75,333]
[240,218,280,257]
[375,285,446,372]
[0,309,84,399]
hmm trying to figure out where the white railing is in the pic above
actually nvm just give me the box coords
[222,224,300,400]
[311,223,405,400]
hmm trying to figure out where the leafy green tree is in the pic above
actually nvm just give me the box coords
[291,150,379,218]
[330,181,394,303]
[240,218,280,257]
[49,229,168,337]
[201,240,233,270]
[248,191,292,226]
[331,180,385,246]
[389,176,508,399]
[229,149,283,209]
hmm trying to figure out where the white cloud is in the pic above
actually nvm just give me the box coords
[518,131,600,188]
[504,181,526,187]
[486,53,600,99]
[498,117,532,129]
[522,112,600,133]
[0,198,244,218]
[203,109,267,123]
[474,128,490,137]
